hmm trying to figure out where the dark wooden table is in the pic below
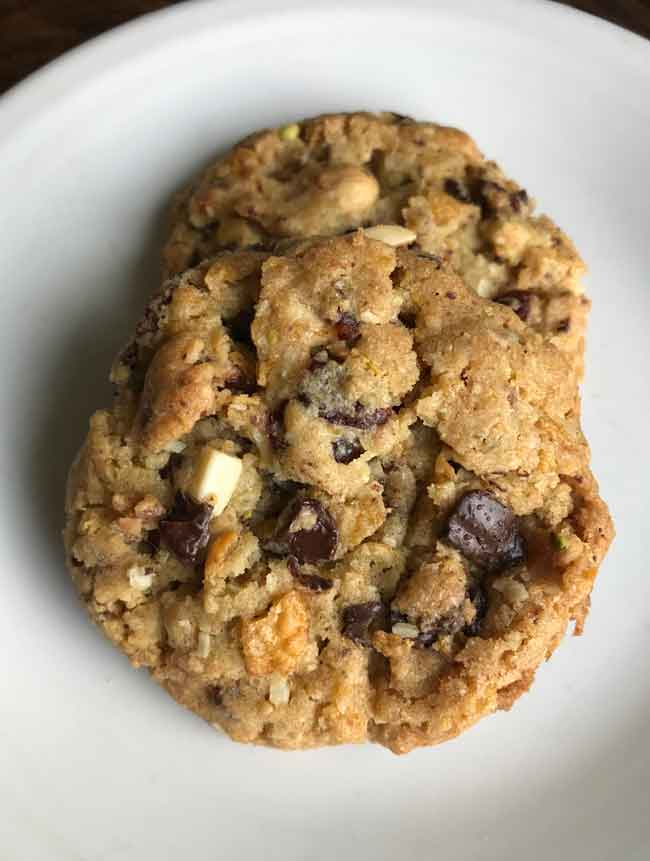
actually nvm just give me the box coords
[1,0,648,95]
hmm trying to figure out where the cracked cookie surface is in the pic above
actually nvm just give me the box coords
[65,232,612,753]
[163,111,590,378]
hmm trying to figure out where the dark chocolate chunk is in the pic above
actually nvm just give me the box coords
[332,437,364,464]
[556,318,571,333]
[447,490,525,572]
[287,498,338,564]
[158,492,213,564]
[319,403,392,429]
[160,452,183,480]
[342,601,386,646]
[444,177,472,203]
[334,312,361,344]
[495,290,532,322]
[398,311,417,329]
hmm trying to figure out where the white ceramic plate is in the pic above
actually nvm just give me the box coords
[1,1,648,858]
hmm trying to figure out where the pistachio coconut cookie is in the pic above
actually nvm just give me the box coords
[163,111,590,377]
[64,231,612,754]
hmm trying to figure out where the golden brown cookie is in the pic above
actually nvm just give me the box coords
[163,112,590,377]
[65,232,612,753]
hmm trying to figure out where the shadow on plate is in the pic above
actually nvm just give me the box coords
[25,197,170,600]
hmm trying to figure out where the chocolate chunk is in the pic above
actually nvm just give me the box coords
[287,498,338,564]
[267,402,288,450]
[556,318,571,333]
[510,189,529,213]
[225,309,254,347]
[160,452,183,480]
[334,312,361,344]
[342,601,386,646]
[398,311,417,329]
[332,437,364,464]
[444,177,472,203]
[447,491,525,572]
[495,290,531,322]
[446,291,457,300]
[319,403,392,429]
[158,492,213,564]
[464,584,488,638]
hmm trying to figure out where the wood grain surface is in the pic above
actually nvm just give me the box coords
[0,0,648,94]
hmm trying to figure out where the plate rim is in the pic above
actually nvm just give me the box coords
[0,0,649,149]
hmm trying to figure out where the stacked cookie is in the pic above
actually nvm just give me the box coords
[65,112,612,753]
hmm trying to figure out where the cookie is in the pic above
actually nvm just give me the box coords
[64,232,612,753]
[163,111,590,377]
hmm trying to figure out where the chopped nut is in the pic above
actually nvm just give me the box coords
[189,446,242,516]
[392,622,420,639]
[241,591,309,676]
[127,565,153,591]
[269,674,290,705]
[364,224,417,247]
[279,123,300,141]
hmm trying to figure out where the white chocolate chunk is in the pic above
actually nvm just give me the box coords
[364,224,417,247]
[127,565,153,591]
[190,447,242,516]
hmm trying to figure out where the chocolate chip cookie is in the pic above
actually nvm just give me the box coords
[64,232,612,753]
[163,112,590,377]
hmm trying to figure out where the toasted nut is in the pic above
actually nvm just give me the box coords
[205,530,239,577]
[279,123,300,141]
[364,224,417,247]
[190,447,242,516]
[392,622,420,639]
[318,166,379,215]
